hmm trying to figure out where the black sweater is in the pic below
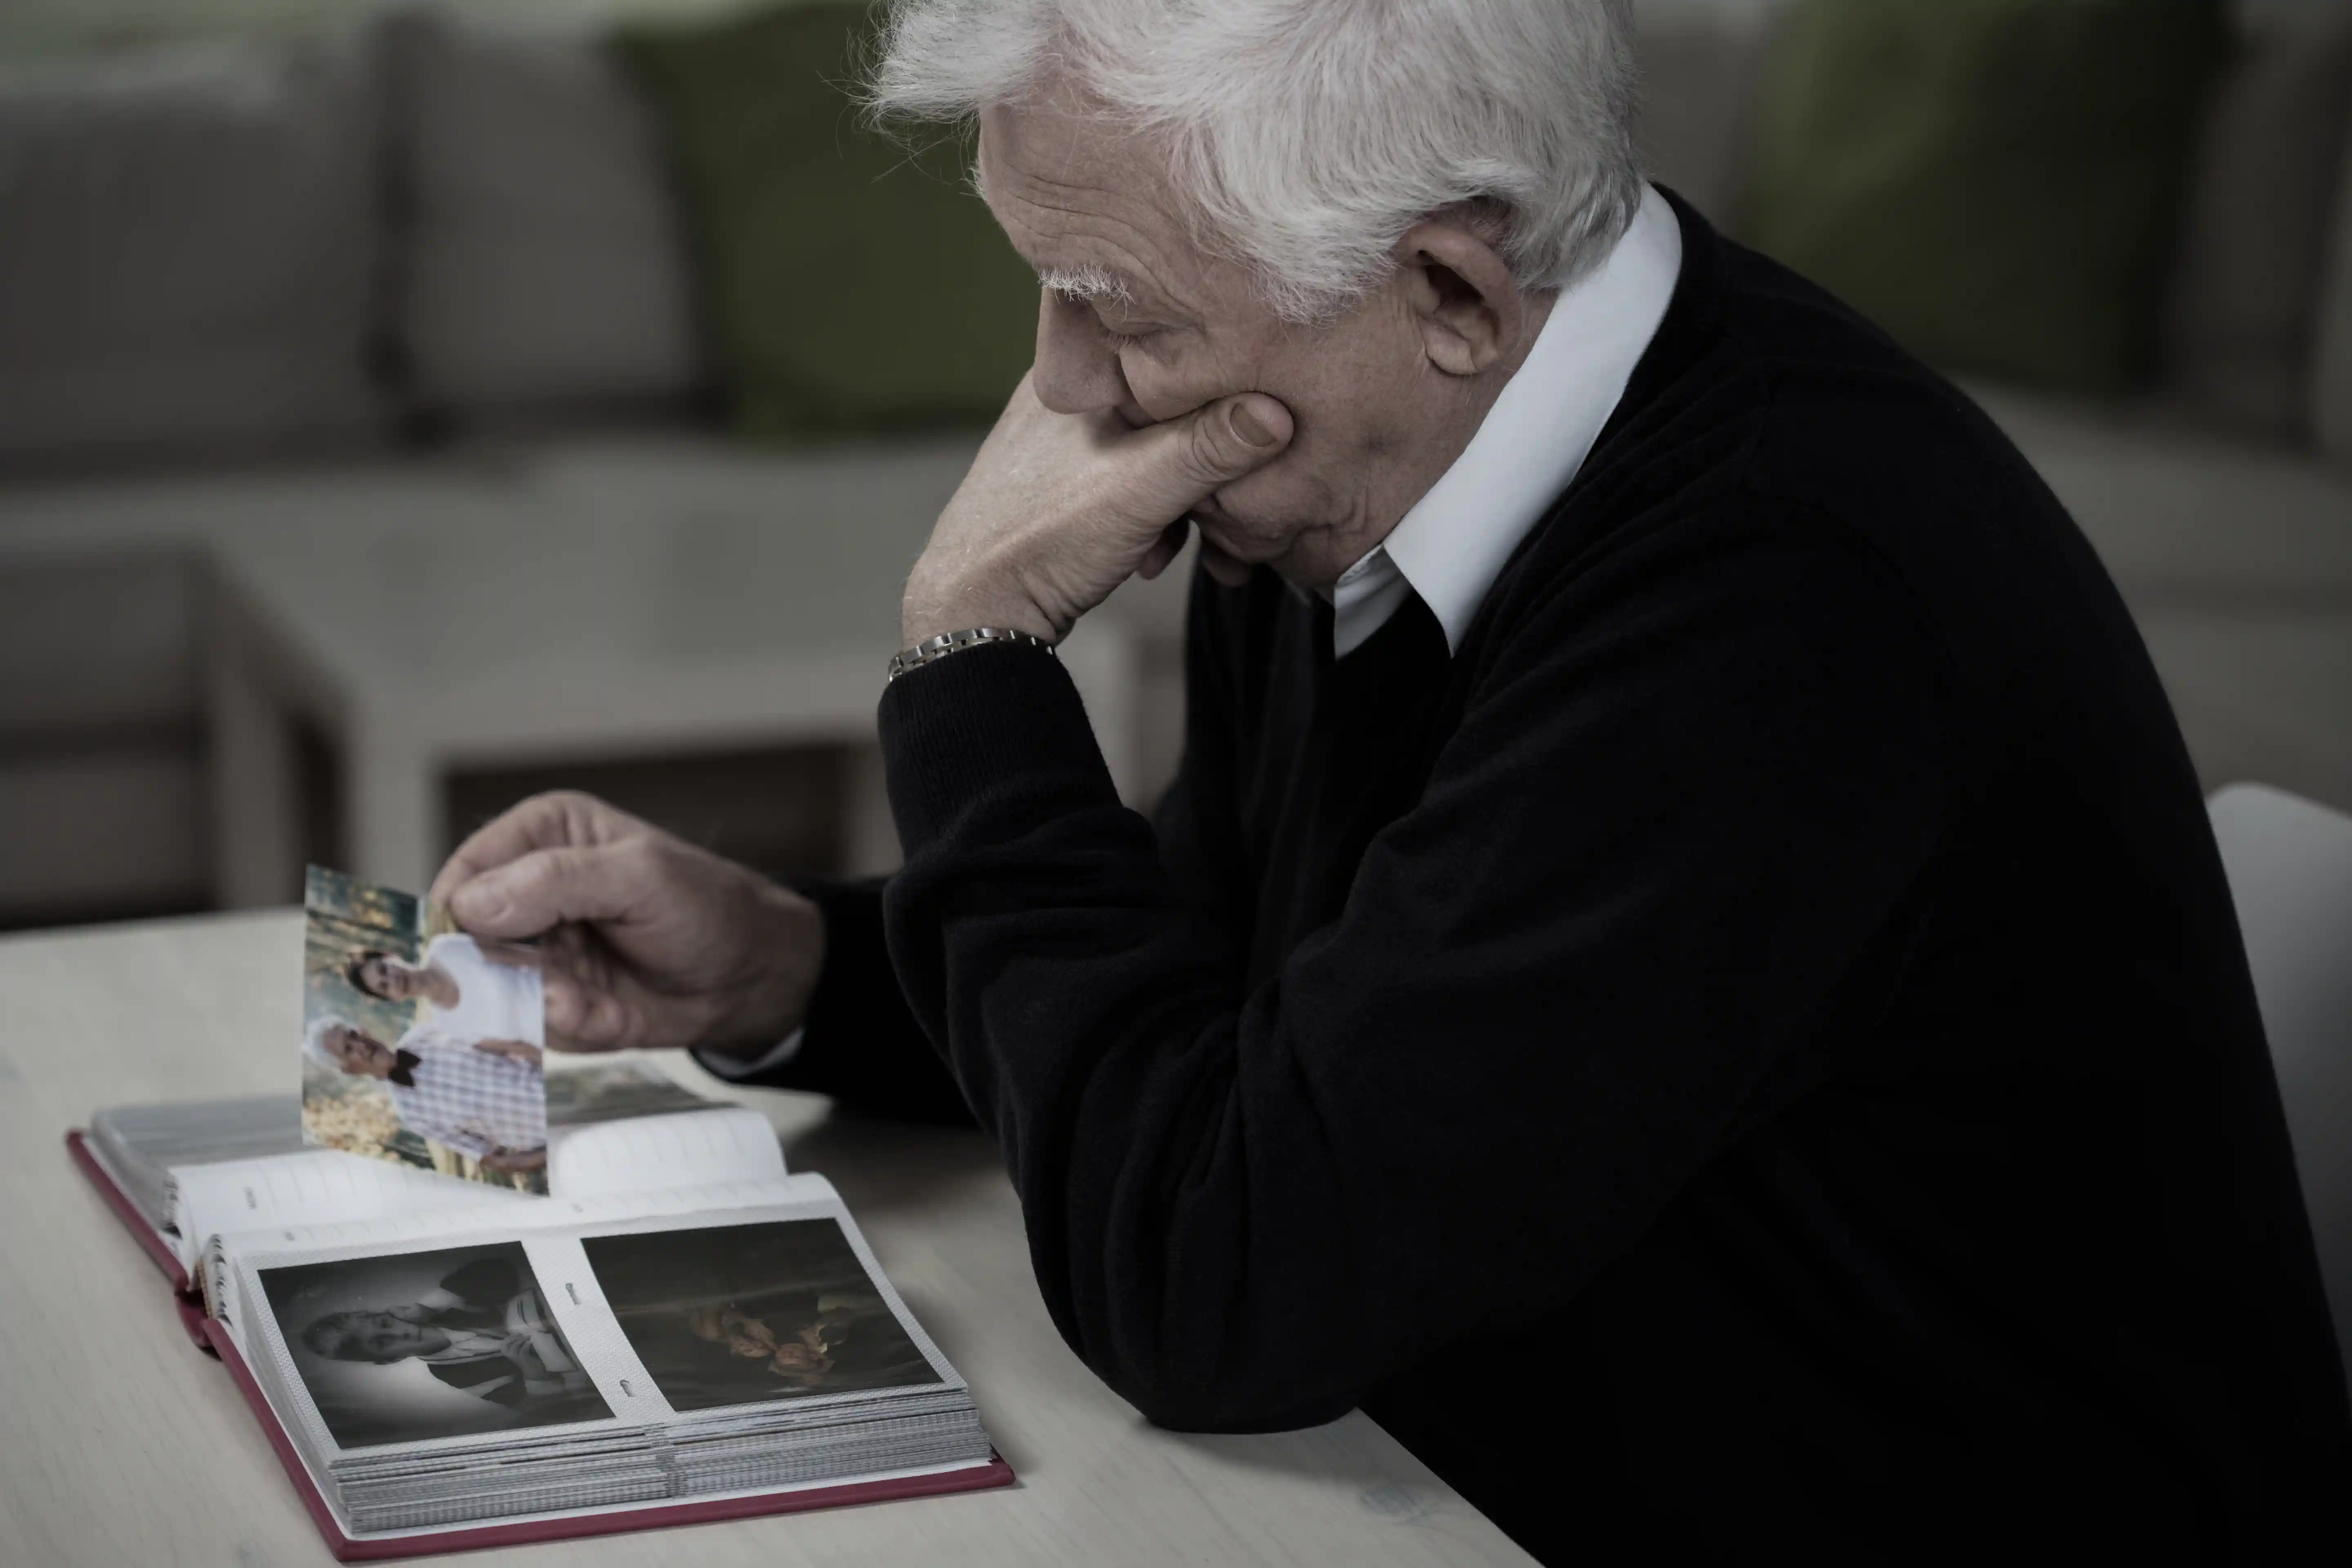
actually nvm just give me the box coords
[754,196,2352,1562]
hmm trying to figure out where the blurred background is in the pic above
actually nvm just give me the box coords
[2,0,2347,933]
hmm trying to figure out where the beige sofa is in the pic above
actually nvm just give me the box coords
[3,2,2348,926]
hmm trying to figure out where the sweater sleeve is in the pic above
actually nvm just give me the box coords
[704,876,973,1123]
[1143,568,1261,985]
[877,512,1958,1432]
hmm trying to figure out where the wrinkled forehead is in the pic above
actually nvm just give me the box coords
[975,98,1209,312]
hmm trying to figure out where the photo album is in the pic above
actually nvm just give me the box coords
[66,866,1010,1561]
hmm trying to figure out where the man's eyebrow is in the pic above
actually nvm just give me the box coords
[1036,261,1136,307]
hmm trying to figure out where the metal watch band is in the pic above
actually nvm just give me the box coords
[886,626,1057,685]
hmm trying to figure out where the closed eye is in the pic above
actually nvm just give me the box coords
[1098,319,1169,355]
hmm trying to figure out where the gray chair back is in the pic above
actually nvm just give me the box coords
[2209,782,2352,1388]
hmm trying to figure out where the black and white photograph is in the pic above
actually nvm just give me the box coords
[259,1242,611,1449]
[583,1219,939,1410]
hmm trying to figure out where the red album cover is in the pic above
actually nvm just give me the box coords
[65,1128,1016,1559]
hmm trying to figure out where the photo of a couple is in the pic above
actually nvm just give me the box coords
[301,866,549,1191]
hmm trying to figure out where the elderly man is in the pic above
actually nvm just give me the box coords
[304,1016,548,1173]
[430,1,2350,1559]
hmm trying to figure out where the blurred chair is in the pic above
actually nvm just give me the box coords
[2209,782,2352,1387]
[0,552,213,929]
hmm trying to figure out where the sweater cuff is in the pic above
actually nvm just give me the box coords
[877,639,1118,852]
[692,1027,805,1082]
[695,878,868,1092]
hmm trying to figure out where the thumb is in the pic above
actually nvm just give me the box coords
[1133,392,1293,518]
[446,844,642,939]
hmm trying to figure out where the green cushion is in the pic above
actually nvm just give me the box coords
[615,3,1037,436]
[1741,0,2228,395]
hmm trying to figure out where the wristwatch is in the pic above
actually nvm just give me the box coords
[886,626,1056,685]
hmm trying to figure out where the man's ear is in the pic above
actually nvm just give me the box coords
[1394,220,1533,378]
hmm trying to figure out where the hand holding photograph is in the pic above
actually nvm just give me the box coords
[302,866,549,1192]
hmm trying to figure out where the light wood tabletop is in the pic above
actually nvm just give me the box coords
[0,909,1534,1567]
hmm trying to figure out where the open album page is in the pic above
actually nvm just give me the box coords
[87,1060,728,1247]
[205,1176,993,1539]
[166,1107,788,1274]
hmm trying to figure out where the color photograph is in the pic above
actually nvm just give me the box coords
[301,865,549,1192]
[259,1243,612,1450]
[584,1218,940,1410]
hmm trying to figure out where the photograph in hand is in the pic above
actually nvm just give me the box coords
[584,1219,940,1410]
[301,865,549,1193]
[261,1243,612,1449]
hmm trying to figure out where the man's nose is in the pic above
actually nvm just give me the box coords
[1030,290,1131,416]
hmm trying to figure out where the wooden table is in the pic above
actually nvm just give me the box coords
[0,910,1532,1567]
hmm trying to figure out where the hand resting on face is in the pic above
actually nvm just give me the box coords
[900,371,1294,646]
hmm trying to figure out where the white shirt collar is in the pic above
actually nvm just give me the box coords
[1329,183,1684,657]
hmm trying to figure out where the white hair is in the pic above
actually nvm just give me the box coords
[1037,260,1133,305]
[303,1013,356,1072]
[866,0,1644,321]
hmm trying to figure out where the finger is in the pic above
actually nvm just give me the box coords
[1138,516,1192,581]
[1198,538,1254,588]
[537,968,628,1053]
[430,795,575,907]
[431,792,619,907]
[1130,393,1293,522]
[532,927,617,1052]
[446,842,647,939]
[533,929,664,1054]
